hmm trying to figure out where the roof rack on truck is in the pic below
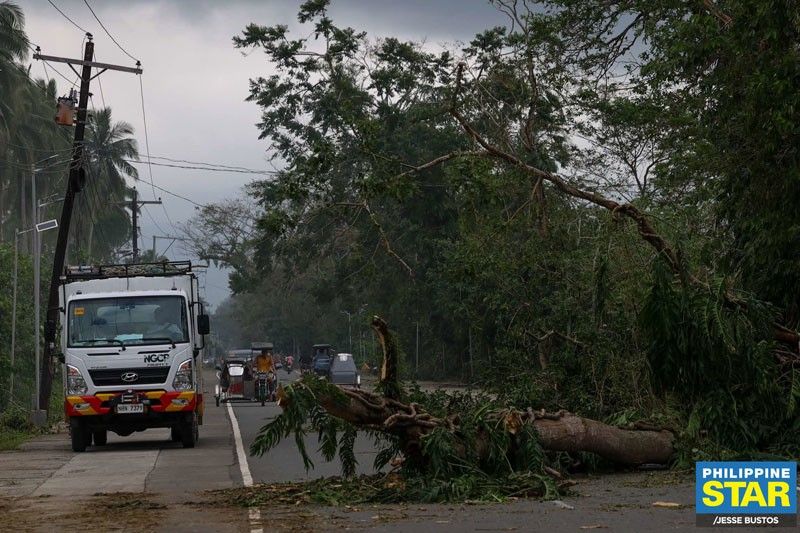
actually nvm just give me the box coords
[63,261,194,282]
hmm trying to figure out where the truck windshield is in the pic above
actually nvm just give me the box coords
[68,295,189,348]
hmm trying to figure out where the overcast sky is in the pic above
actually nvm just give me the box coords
[21,0,505,307]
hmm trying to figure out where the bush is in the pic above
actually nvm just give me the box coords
[1,406,32,432]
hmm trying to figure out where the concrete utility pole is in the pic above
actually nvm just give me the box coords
[32,165,40,413]
[34,35,142,417]
[122,188,163,262]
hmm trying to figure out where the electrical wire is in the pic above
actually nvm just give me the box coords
[138,154,275,174]
[142,204,169,237]
[21,45,76,89]
[93,52,106,108]
[136,75,182,238]
[40,60,51,86]
[82,0,139,63]
[142,180,205,209]
[46,0,90,34]
[124,159,277,175]
[136,75,158,201]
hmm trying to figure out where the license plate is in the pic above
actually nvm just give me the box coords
[116,404,144,414]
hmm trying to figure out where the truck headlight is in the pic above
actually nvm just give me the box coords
[67,365,88,395]
[172,359,193,391]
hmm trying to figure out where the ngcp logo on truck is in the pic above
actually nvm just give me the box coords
[144,353,169,364]
[696,461,797,527]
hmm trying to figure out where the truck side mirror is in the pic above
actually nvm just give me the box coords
[198,314,210,335]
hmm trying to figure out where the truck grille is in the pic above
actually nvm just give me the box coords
[88,367,170,387]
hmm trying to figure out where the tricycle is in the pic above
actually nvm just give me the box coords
[215,358,255,405]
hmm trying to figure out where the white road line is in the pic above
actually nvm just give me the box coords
[225,401,262,533]
[226,400,253,486]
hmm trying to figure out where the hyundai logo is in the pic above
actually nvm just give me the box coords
[121,372,139,383]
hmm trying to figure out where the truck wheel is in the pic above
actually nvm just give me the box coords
[181,413,198,448]
[70,420,87,453]
[170,427,181,442]
[92,429,107,446]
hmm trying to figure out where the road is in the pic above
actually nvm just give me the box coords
[230,369,379,483]
[0,367,741,532]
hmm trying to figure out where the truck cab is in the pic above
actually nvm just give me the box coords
[59,262,209,452]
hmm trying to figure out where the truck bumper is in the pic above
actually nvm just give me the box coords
[65,390,199,418]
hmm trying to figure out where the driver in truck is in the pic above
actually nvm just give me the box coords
[147,304,183,341]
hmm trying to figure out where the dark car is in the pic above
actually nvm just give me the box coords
[329,353,360,388]
[312,343,333,376]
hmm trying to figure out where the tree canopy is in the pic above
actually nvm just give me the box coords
[192,0,799,457]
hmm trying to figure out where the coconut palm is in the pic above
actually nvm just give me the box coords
[79,107,140,260]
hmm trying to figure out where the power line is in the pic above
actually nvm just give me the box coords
[20,46,76,89]
[82,0,139,63]
[93,52,106,108]
[46,0,89,34]
[124,159,278,175]
[138,154,275,174]
[136,76,158,200]
[142,204,169,237]
[144,180,205,209]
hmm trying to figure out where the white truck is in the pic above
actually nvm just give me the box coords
[58,261,210,452]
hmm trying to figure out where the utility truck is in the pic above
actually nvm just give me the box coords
[58,261,210,452]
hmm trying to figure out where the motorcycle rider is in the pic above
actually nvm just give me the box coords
[285,354,295,373]
[254,347,276,398]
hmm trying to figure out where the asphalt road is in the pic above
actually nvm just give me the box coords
[229,369,380,483]
[0,366,767,532]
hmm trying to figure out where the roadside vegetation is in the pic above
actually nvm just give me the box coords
[193,0,800,503]
[0,405,33,450]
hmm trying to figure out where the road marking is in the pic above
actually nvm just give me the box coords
[226,401,253,486]
[225,401,261,532]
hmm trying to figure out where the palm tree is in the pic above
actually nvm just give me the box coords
[0,1,29,144]
[0,2,71,243]
[79,107,140,260]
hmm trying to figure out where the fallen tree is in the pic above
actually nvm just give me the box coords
[252,317,674,502]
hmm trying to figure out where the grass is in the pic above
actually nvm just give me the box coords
[0,429,30,451]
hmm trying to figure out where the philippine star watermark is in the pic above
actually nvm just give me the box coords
[696,461,797,527]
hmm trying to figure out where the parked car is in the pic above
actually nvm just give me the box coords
[329,353,360,388]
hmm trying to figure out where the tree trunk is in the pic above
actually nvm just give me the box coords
[281,316,675,467]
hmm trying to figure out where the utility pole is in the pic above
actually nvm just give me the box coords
[34,35,142,417]
[121,188,162,262]
[131,188,139,260]
[32,165,40,414]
